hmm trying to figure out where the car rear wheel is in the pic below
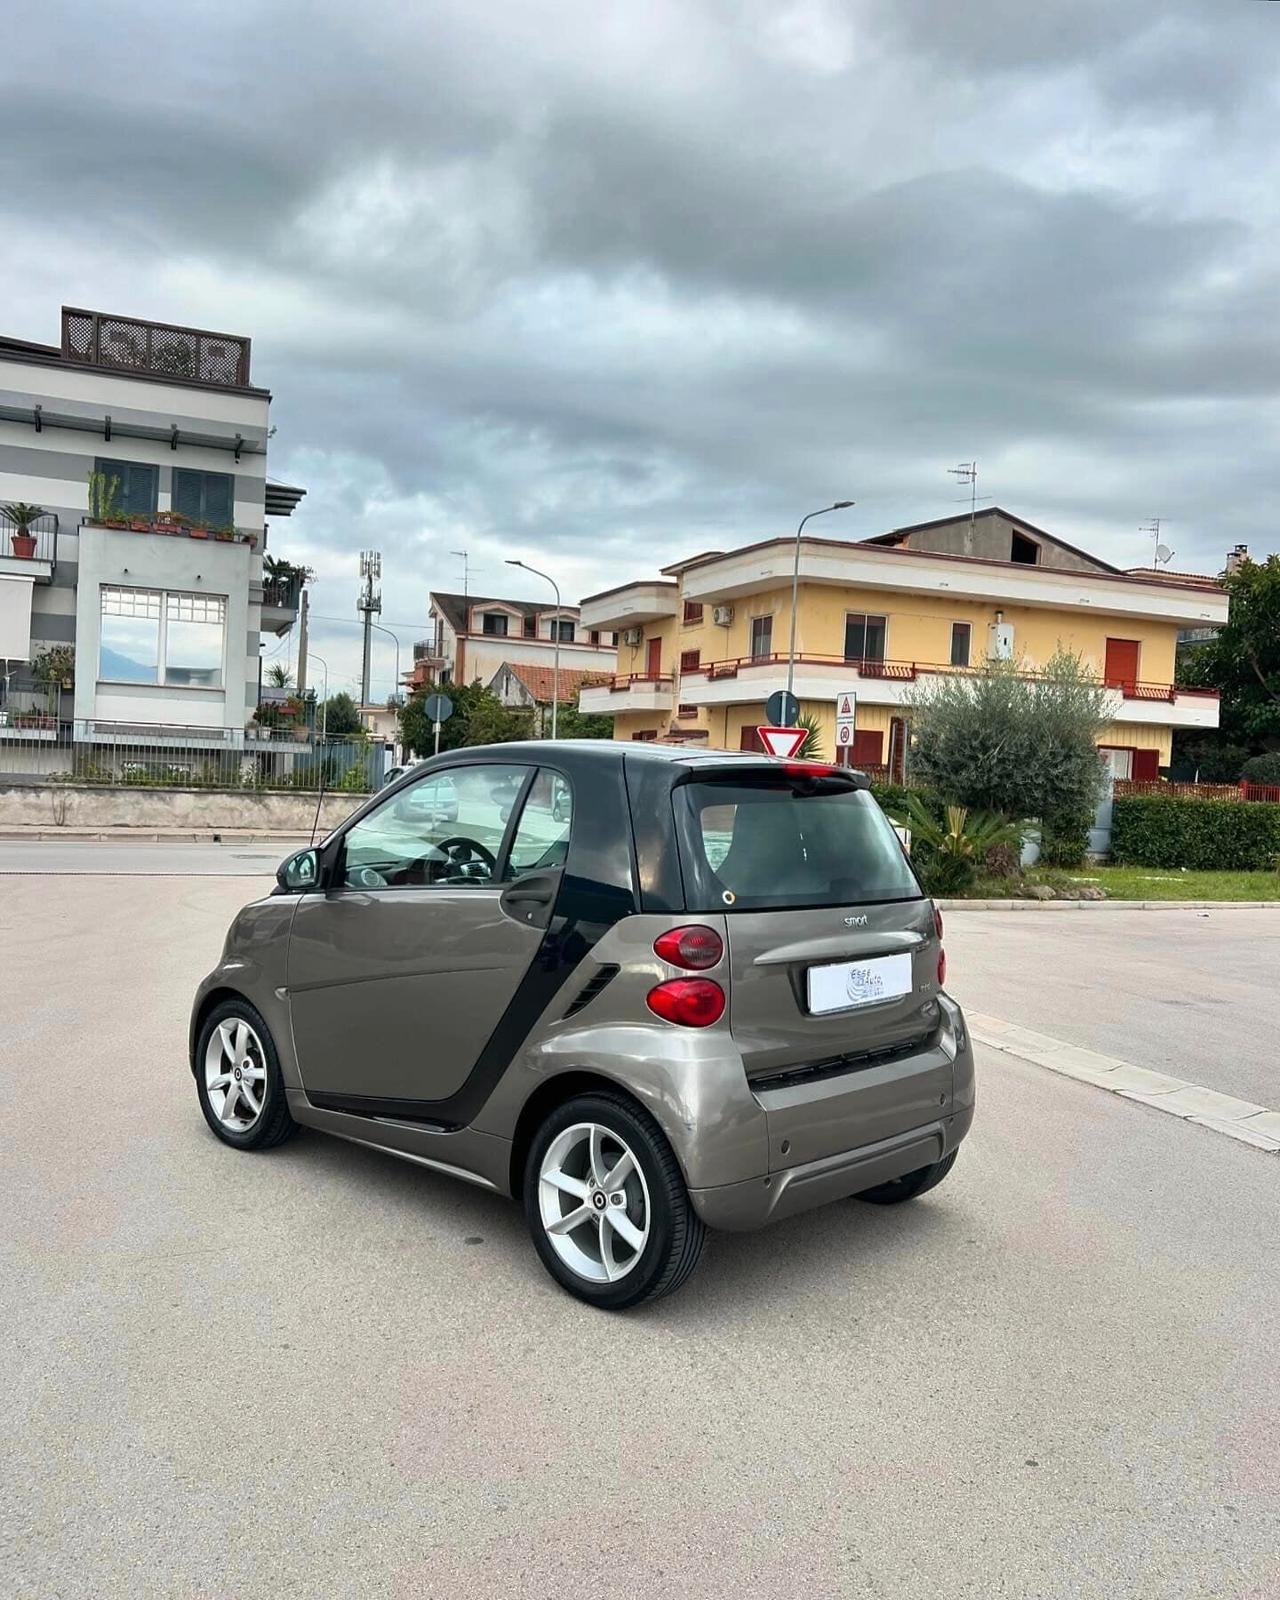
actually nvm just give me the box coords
[854,1149,957,1205]
[195,998,297,1152]
[524,1092,705,1310]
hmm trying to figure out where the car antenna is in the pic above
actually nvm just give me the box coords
[309,739,328,847]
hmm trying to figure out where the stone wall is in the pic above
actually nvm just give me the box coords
[0,784,363,833]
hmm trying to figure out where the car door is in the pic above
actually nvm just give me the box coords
[287,761,569,1114]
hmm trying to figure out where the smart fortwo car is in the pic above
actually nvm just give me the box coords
[190,742,975,1309]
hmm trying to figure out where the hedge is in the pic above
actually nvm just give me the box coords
[1111,795,1280,870]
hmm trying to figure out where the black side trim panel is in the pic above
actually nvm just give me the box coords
[305,1091,457,1130]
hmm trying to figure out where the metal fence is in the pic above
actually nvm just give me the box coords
[0,726,383,794]
[1113,779,1280,804]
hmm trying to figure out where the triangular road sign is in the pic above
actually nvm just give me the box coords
[838,694,854,716]
[757,725,807,758]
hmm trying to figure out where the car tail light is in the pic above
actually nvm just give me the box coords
[647,978,726,1028]
[937,948,947,987]
[934,905,944,939]
[653,925,723,970]
[783,760,839,777]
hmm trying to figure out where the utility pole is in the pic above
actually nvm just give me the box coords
[296,588,309,696]
[357,550,382,706]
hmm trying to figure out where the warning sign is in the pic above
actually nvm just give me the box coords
[838,693,855,718]
[836,687,858,732]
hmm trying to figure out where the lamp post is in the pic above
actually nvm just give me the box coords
[368,620,402,701]
[307,650,330,743]
[785,501,855,711]
[506,558,562,738]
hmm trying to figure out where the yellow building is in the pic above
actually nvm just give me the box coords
[578,508,1228,780]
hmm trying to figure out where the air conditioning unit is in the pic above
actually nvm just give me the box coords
[987,621,1015,661]
[712,604,735,626]
[622,626,644,647]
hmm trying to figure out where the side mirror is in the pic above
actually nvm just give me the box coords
[277,847,319,892]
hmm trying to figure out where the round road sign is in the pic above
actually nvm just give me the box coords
[765,689,800,727]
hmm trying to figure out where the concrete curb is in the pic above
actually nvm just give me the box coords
[939,897,1280,911]
[0,829,307,844]
[970,1014,1280,1153]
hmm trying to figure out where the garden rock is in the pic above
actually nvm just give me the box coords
[1021,884,1056,900]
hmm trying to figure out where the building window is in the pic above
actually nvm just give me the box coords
[683,601,704,624]
[99,586,225,688]
[1011,530,1040,565]
[589,629,601,646]
[94,458,158,519]
[482,612,510,637]
[172,468,233,528]
[950,621,972,667]
[522,616,536,638]
[632,729,658,741]
[844,613,887,663]
[677,703,698,719]
[749,615,773,660]
[680,648,701,673]
[552,619,575,643]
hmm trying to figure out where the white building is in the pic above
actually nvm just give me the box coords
[0,306,305,758]
[407,591,617,693]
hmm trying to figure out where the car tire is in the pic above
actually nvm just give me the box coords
[854,1149,958,1205]
[195,998,298,1152]
[524,1091,706,1311]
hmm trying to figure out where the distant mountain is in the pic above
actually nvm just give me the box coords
[99,646,155,682]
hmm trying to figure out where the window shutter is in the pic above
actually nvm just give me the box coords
[172,470,202,520]
[1132,749,1160,781]
[204,473,233,527]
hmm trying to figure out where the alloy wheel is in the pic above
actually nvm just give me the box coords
[204,1017,268,1132]
[537,1122,651,1284]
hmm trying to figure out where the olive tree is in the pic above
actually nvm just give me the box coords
[908,651,1110,838]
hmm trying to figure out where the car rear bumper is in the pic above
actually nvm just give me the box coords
[689,1099,973,1230]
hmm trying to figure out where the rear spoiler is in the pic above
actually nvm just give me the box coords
[671,759,871,791]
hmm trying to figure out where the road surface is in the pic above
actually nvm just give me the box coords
[3,872,1277,1598]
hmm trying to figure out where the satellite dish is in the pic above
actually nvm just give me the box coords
[1155,543,1174,565]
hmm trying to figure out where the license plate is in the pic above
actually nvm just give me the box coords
[807,951,914,1015]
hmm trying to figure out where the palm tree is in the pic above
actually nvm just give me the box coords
[267,663,294,689]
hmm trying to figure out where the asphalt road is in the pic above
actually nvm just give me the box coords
[0,839,302,876]
[946,907,1280,1108]
[3,872,1278,1599]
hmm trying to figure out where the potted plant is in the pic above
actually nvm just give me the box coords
[214,525,235,543]
[32,645,74,691]
[130,516,151,532]
[189,521,210,539]
[2,502,43,558]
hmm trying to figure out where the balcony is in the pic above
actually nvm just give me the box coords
[0,512,57,584]
[579,672,675,715]
[579,581,679,633]
[260,568,304,637]
[82,516,258,548]
[414,638,447,667]
[677,653,1220,729]
[62,307,252,389]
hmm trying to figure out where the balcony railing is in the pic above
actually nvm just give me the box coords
[414,638,446,664]
[1,511,57,569]
[609,672,674,690]
[62,307,252,388]
[677,651,1215,703]
[262,571,303,611]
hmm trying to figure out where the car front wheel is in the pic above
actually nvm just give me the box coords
[195,998,297,1152]
[524,1091,705,1310]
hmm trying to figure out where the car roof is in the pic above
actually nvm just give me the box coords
[448,738,772,770]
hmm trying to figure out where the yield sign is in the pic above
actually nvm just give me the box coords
[757,725,807,758]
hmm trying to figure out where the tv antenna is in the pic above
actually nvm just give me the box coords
[947,461,992,539]
[451,549,483,598]
[357,550,382,704]
[1141,519,1174,567]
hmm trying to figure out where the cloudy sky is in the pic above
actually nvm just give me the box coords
[5,1,1279,698]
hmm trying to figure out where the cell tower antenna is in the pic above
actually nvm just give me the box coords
[357,549,383,705]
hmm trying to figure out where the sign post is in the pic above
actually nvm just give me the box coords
[835,686,858,764]
[424,692,454,757]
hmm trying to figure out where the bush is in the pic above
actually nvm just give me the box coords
[1111,795,1280,870]
[1241,751,1280,786]
[1038,810,1093,868]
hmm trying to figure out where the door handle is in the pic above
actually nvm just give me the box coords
[504,880,556,907]
[500,871,561,926]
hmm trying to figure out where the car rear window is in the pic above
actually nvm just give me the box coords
[675,775,921,910]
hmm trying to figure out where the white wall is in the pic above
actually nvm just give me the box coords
[74,526,252,731]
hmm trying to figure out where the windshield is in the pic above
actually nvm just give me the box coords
[675,776,921,911]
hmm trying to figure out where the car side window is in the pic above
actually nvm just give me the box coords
[503,770,573,880]
[341,764,530,890]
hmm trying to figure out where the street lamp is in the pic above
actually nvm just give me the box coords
[368,620,402,701]
[506,558,562,738]
[785,501,855,710]
[306,650,330,743]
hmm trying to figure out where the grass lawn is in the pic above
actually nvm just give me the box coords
[1048,865,1280,901]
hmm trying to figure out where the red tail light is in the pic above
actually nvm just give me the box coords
[934,905,944,939]
[783,760,839,777]
[647,978,726,1028]
[937,949,947,987]
[653,925,723,970]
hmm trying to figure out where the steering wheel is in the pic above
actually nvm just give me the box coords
[435,836,497,878]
